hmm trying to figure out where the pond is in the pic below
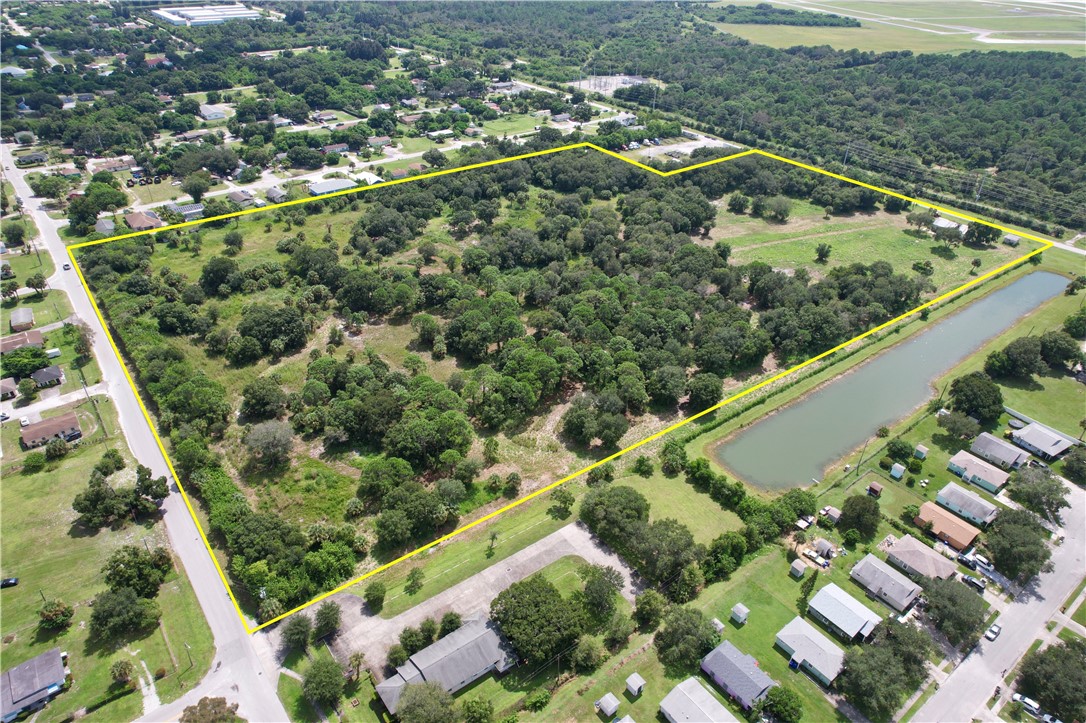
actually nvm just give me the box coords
[713,272,1068,490]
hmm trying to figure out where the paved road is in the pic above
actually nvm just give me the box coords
[263,522,640,679]
[913,479,1085,723]
[1,143,288,722]
[1,382,106,422]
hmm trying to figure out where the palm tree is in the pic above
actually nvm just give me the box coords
[792,530,807,552]
[348,651,366,680]
[1079,418,1086,441]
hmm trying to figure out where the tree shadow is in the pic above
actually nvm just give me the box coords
[930,245,957,260]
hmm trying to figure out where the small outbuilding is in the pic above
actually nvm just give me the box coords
[914,444,929,459]
[867,481,883,498]
[890,463,905,480]
[626,673,646,697]
[711,617,725,633]
[790,559,806,579]
[595,692,620,717]
[731,603,749,625]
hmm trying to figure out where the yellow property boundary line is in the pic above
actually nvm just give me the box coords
[66,143,1054,633]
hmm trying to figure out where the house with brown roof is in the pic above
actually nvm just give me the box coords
[885,534,957,580]
[914,501,980,551]
[0,377,17,400]
[0,330,44,354]
[20,412,82,449]
[125,211,164,231]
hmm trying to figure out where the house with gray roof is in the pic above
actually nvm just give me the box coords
[1011,422,1074,461]
[807,583,881,642]
[701,640,777,710]
[266,186,288,203]
[375,617,515,715]
[659,677,738,723]
[94,218,115,235]
[971,432,1028,470]
[948,450,1009,493]
[308,178,357,196]
[9,307,34,332]
[937,482,999,526]
[774,617,844,687]
[885,534,957,580]
[1,648,66,723]
[850,554,921,612]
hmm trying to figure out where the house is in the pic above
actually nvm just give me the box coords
[94,218,115,235]
[308,178,357,196]
[1011,422,1074,460]
[595,693,620,717]
[971,432,1029,470]
[400,114,422,125]
[166,202,204,222]
[125,211,164,231]
[322,143,349,155]
[808,583,881,642]
[915,501,980,551]
[731,603,749,625]
[20,412,82,449]
[227,190,254,207]
[266,187,288,204]
[626,673,645,697]
[0,330,44,354]
[271,115,293,127]
[790,559,806,578]
[427,129,455,140]
[659,677,739,723]
[774,617,845,687]
[375,617,515,715]
[464,126,484,136]
[408,162,428,173]
[157,94,174,104]
[937,482,999,526]
[9,308,34,332]
[822,506,842,524]
[0,66,29,78]
[813,539,836,559]
[867,481,883,498]
[368,135,392,148]
[701,641,777,710]
[313,111,338,123]
[552,112,571,122]
[1,648,67,723]
[932,217,963,235]
[76,93,95,103]
[145,56,173,68]
[31,365,64,388]
[390,168,410,181]
[889,463,905,480]
[0,378,17,400]
[15,152,48,167]
[947,449,1009,493]
[885,534,957,580]
[400,98,419,108]
[850,554,921,611]
[914,444,928,459]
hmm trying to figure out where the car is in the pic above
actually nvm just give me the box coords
[19,416,30,427]
[962,574,987,592]
[974,553,992,569]
[958,553,978,570]
[1012,694,1041,715]
[0,412,8,422]
[985,623,1002,641]
[63,263,71,270]
[1042,714,1064,723]
[0,578,17,589]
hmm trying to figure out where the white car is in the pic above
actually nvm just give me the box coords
[19,416,30,427]
[984,623,1001,641]
[1012,694,1041,715]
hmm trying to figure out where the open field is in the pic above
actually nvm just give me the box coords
[0,397,213,722]
[3,286,72,327]
[481,114,541,137]
[705,0,1085,55]
[3,245,54,281]
[615,469,745,544]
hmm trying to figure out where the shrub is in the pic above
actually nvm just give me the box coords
[878,457,892,470]
[38,599,74,630]
[523,688,551,712]
[23,452,47,474]
[154,667,166,679]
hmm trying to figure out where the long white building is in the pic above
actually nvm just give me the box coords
[152,5,263,26]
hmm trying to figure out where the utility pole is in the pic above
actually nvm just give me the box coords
[651,84,658,112]
[842,142,851,170]
[184,642,193,669]
[854,437,870,475]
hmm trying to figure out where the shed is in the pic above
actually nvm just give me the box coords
[731,603,749,625]
[868,481,883,498]
[790,559,806,578]
[711,618,725,633]
[889,463,905,480]
[626,673,646,697]
[1002,234,1020,246]
[596,692,620,717]
[813,539,835,559]
[914,445,929,459]
[822,506,842,524]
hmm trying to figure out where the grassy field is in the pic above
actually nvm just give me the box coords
[3,286,73,327]
[1,396,116,463]
[705,0,1085,56]
[0,398,213,722]
[615,469,744,544]
[3,245,54,281]
[481,114,541,137]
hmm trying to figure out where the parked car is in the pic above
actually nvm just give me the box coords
[958,553,978,570]
[19,416,29,427]
[1012,694,1040,715]
[0,412,8,422]
[1042,714,1064,723]
[0,578,18,589]
[962,575,987,592]
[63,262,71,270]
[984,623,1002,641]
[974,553,992,569]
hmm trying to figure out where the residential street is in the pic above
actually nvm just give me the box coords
[1,141,288,723]
[914,480,1086,723]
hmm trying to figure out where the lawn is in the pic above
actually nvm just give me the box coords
[480,113,540,137]
[0,401,213,722]
[396,136,436,155]
[3,246,54,281]
[1,396,116,464]
[1073,599,1086,628]
[278,675,321,723]
[3,287,74,327]
[614,469,744,544]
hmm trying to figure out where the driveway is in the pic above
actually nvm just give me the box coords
[259,522,639,677]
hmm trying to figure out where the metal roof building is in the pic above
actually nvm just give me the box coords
[937,482,999,526]
[308,178,357,196]
[850,554,921,612]
[659,677,739,723]
[701,641,777,710]
[1,648,66,722]
[885,534,957,580]
[948,449,1010,493]
[1011,422,1074,460]
[774,617,844,687]
[808,583,881,642]
[971,432,1029,470]
[915,501,981,552]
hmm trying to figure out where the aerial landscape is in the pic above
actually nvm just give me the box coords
[0,2,1084,723]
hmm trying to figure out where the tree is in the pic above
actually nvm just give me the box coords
[1063,447,1086,485]
[571,635,606,672]
[727,193,750,214]
[180,696,243,723]
[1017,639,1086,723]
[38,599,74,630]
[886,437,913,461]
[388,644,408,668]
[815,243,832,263]
[549,486,574,518]
[2,222,26,246]
[461,696,494,723]
[26,272,47,296]
[604,611,636,651]
[89,587,160,639]
[765,195,792,222]
[580,564,623,619]
[103,545,169,598]
[17,378,37,401]
[987,509,1052,582]
[244,420,293,467]
[1040,330,1082,368]
[838,495,881,540]
[313,600,342,639]
[990,337,1046,379]
[397,682,455,723]
[1064,308,1086,339]
[182,171,213,203]
[936,410,980,439]
[490,574,585,665]
[634,589,669,631]
[1010,467,1070,522]
[686,372,722,411]
[654,606,718,670]
[838,621,931,720]
[282,614,312,651]
[948,371,1003,422]
[111,659,135,684]
[241,377,287,419]
[406,568,425,595]
[302,656,345,709]
[760,686,803,723]
[439,611,462,638]
[348,651,367,680]
[923,577,987,648]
